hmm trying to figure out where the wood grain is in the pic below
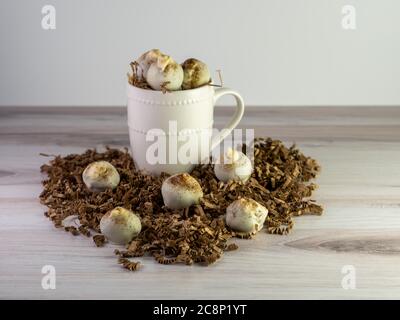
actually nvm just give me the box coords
[0,106,400,299]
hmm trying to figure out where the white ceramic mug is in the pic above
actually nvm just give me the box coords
[126,83,244,175]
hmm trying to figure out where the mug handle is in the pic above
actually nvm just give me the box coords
[210,87,245,151]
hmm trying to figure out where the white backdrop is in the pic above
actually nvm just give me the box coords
[0,0,399,107]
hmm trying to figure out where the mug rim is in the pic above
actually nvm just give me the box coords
[126,82,214,105]
[127,82,212,94]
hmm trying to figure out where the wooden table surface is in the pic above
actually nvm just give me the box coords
[1,106,400,300]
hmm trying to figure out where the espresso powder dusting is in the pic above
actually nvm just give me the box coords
[39,137,323,270]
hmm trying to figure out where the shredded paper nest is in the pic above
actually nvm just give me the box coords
[40,137,323,271]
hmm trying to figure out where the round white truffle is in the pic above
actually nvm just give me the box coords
[146,55,183,91]
[181,58,211,89]
[214,148,252,183]
[100,207,142,245]
[161,173,203,209]
[226,198,268,234]
[136,48,162,79]
[82,161,120,192]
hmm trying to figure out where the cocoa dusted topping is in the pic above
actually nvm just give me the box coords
[167,173,200,191]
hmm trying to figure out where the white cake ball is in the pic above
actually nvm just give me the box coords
[136,49,163,79]
[82,161,120,192]
[100,207,142,245]
[214,148,252,183]
[161,173,203,209]
[146,55,183,91]
[226,198,268,234]
[181,58,211,89]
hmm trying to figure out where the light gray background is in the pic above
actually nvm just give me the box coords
[0,0,399,107]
